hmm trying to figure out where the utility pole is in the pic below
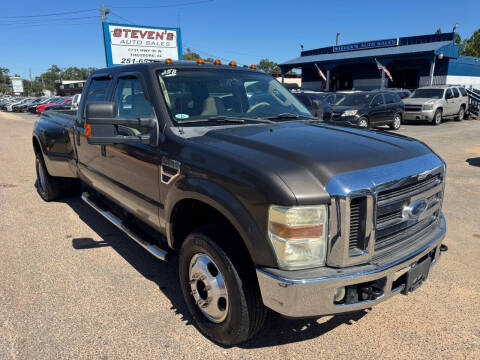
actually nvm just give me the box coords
[336,32,340,46]
[100,5,110,67]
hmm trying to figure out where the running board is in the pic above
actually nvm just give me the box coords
[81,192,168,261]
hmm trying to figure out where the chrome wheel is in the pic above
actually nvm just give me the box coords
[357,118,368,128]
[458,107,464,120]
[434,110,442,125]
[189,253,229,323]
[393,114,401,129]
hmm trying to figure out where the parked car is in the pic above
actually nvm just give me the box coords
[11,98,36,112]
[402,85,468,125]
[372,88,411,99]
[328,90,404,130]
[28,97,56,113]
[44,97,73,111]
[33,61,446,345]
[323,92,347,106]
[71,93,82,110]
[5,97,26,112]
[15,97,45,112]
[292,91,333,119]
[36,97,67,115]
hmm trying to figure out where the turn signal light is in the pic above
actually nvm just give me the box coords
[165,58,173,64]
[197,58,205,64]
[85,123,91,137]
[213,59,221,65]
[229,60,237,67]
[249,64,257,69]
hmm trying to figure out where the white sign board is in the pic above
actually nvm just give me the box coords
[11,77,24,93]
[103,22,182,66]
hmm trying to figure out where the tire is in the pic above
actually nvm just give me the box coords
[35,152,81,201]
[389,113,402,130]
[357,117,369,128]
[432,109,442,125]
[179,225,267,346]
[455,106,465,121]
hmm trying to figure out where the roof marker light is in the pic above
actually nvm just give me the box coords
[165,58,173,64]
[213,59,221,65]
[249,64,257,69]
[229,60,237,67]
[197,58,205,64]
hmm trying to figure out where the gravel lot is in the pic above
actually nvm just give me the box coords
[1,111,479,359]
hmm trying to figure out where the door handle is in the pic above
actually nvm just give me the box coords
[101,145,106,157]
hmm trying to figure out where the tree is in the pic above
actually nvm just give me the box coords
[257,58,280,75]
[182,48,215,62]
[460,29,480,57]
[435,28,442,34]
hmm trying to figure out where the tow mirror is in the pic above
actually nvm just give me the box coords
[85,102,154,145]
[311,99,324,118]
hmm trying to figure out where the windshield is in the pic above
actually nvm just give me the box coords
[157,68,311,124]
[336,93,372,106]
[410,89,444,99]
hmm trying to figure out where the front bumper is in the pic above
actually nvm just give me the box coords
[403,109,435,121]
[256,214,446,318]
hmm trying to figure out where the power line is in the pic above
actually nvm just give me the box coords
[107,0,214,9]
[0,16,98,26]
[0,8,97,19]
[109,11,134,25]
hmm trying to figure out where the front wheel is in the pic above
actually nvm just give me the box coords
[389,113,402,130]
[432,109,442,125]
[179,225,267,345]
[357,117,369,128]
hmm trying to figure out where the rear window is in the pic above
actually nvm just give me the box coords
[459,87,467,96]
[452,88,460,98]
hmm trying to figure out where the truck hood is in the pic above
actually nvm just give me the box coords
[192,121,433,203]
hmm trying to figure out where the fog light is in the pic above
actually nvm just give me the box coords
[334,286,346,303]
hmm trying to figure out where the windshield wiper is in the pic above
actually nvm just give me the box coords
[264,113,316,120]
[177,116,273,124]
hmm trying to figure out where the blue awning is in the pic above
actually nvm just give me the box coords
[280,40,458,69]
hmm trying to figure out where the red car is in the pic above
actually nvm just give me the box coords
[36,97,72,114]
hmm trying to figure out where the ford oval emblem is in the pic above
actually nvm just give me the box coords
[402,198,428,219]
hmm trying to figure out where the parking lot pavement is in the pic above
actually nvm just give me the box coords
[1,111,479,359]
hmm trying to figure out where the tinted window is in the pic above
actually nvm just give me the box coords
[445,88,453,99]
[452,88,460,98]
[371,94,384,106]
[295,94,311,107]
[384,93,396,104]
[337,93,372,106]
[113,77,154,134]
[459,87,467,96]
[86,78,111,102]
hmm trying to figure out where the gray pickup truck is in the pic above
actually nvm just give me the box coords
[33,61,447,345]
[403,85,468,125]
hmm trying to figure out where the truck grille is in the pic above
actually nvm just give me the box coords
[374,173,443,251]
[349,197,365,252]
[404,105,423,112]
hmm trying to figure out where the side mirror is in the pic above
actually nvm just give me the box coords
[85,102,154,145]
[311,99,323,117]
[445,93,453,100]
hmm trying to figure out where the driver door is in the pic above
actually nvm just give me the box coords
[98,73,162,230]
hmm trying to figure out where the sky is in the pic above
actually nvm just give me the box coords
[1,0,479,79]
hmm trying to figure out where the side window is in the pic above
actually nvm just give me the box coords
[384,93,395,104]
[371,94,384,106]
[113,77,154,134]
[452,88,460,98]
[82,77,112,122]
[325,94,335,105]
[459,87,467,96]
[445,88,453,99]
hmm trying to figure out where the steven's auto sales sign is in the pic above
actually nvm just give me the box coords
[103,22,182,66]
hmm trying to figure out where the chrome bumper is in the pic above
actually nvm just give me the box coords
[256,214,446,318]
[403,110,435,121]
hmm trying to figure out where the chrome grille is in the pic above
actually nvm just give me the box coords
[374,172,443,252]
[404,105,423,112]
[349,198,362,251]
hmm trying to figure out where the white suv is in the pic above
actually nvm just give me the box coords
[403,85,468,125]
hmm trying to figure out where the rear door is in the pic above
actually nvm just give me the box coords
[97,72,162,230]
[452,87,461,114]
[383,93,398,123]
[75,74,114,187]
[444,88,456,115]
[369,94,385,124]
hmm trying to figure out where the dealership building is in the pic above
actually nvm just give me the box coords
[279,32,480,91]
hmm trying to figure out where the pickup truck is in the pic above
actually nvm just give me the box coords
[403,85,468,125]
[33,61,447,345]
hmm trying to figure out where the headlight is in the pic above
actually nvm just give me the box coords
[268,205,328,270]
[423,104,434,110]
[341,110,358,117]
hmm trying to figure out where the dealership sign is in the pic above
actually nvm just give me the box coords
[333,38,399,53]
[10,77,24,94]
[103,22,182,66]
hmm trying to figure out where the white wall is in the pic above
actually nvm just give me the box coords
[445,75,480,89]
